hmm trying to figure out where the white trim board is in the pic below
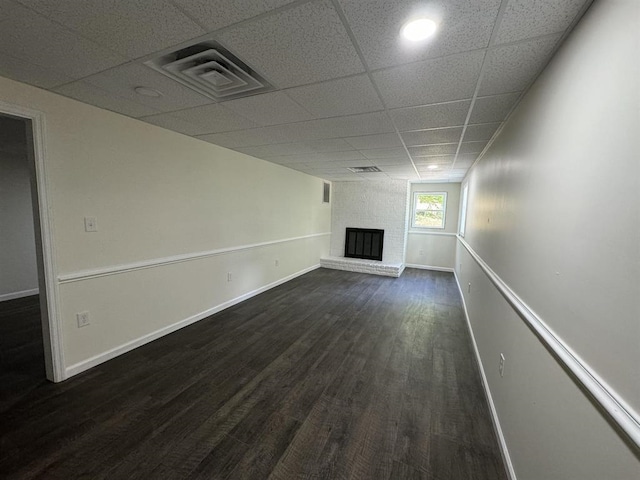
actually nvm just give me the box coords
[0,288,39,302]
[404,264,454,272]
[58,232,331,284]
[453,270,517,480]
[457,235,640,449]
[66,264,321,378]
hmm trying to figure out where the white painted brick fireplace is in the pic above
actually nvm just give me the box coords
[321,179,410,277]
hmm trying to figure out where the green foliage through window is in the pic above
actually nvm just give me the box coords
[412,192,446,228]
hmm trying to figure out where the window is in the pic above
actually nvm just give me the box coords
[412,192,447,229]
[459,183,469,237]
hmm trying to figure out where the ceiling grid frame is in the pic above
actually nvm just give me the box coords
[0,0,596,182]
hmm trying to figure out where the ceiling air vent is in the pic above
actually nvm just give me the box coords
[144,41,273,100]
[347,166,382,173]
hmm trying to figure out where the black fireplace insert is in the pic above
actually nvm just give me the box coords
[344,228,384,261]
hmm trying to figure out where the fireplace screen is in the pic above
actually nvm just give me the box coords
[344,228,384,261]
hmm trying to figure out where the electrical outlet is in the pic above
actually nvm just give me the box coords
[77,311,90,328]
[468,282,471,293]
[227,272,232,282]
[419,250,424,256]
[499,353,505,377]
[275,259,279,267]
[84,216,98,232]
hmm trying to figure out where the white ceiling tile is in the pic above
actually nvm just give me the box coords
[401,127,463,146]
[360,148,408,159]
[169,103,258,134]
[413,156,456,166]
[373,157,415,166]
[344,133,403,150]
[0,51,73,88]
[329,159,376,168]
[495,0,588,44]
[234,143,312,158]
[338,0,501,69]
[372,50,485,108]
[302,138,356,153]
[20,0,204,59]
[419,172,450,181]
[265,111,394,141]
[221,92,313,126]
[358,172,391,180]
[389,99,471,131]
[290,151,365,163]
[470,92,521,124]
[479,35,561,96]
[462,123,501,142]
[81,62,213,112]
[455,153,480,165]
[459,141,488,154]
[378,165,416,173]
[263,155,301,165]
[54,82,161,118]
[141,112,207,135]
[285,74,383,118]
[242,138,356,157]
[388,172,420,180]
[408,144,458,157]
[323,174,366,181]
[316,112,396,138]
[170,0,297,31]
[196,127,290,148]
[417,165,453,175]
[218,0,364,88]
[0,2,126,79]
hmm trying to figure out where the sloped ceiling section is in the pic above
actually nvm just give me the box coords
[0,0,592,182]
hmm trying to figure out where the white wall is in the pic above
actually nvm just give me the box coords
[0,75,331,376]
[329,179,409,265]
[406,182,460,270]
[0,116,39,300]
[456,0,640,478]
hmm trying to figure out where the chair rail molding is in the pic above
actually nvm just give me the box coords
[457,235,640,449]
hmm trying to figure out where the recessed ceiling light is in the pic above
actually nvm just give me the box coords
[427,165,439,170]
[401,18,438,42]
[401,18,437,42]
[134,86,163,97]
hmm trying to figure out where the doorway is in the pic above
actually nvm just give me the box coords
[0,104,64,385]
[0,114,47,406]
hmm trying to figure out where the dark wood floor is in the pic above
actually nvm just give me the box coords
[0,295,47,414]
[0,268,507,480]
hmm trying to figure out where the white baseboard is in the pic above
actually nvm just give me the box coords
[65,264,321,378]
[0,288,39,302]
[404,263,454,272]
[453,271,517,480]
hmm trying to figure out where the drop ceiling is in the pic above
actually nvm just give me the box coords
[0,0,592,182]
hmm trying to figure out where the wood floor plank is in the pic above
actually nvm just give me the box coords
[0,268,508,480]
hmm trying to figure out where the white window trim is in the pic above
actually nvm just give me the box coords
[459,182,469,237]
[411,191,447,230]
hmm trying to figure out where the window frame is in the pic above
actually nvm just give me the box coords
[411,191,447,230]
[459,182,469,237]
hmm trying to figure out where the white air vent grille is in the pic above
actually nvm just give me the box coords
[145,42,273,100]
[347,166,382,173]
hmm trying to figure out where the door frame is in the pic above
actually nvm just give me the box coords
[0,100,65,382]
